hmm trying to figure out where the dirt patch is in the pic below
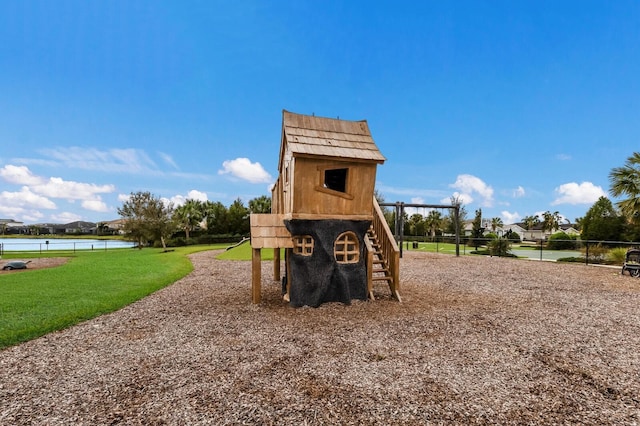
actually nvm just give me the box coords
[1,251,639,424]
[0,257,70,273]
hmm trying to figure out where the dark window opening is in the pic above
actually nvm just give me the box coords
[324,168,348,193]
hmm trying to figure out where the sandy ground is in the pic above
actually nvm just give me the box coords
[0,257,69,273]
[1,251,639,425]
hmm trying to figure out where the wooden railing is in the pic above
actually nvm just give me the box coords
[371,197,401,299]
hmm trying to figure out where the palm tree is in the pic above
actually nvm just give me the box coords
[173,199,203,241]
[609,152,640,223]
[521,215,540,240]
[248,195,271,214]
[490,217,504,234]
[424,210,443,239]
[541,211,560,237]
[408,213,425,236]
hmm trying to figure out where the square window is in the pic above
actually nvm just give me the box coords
[293,235,314,256]
[324,168,348,193]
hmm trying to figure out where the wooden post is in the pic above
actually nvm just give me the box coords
[252,248,262,304]
[273,248,280,282]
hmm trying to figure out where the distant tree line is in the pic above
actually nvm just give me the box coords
[116,151,640,250]
[117,192,271,249]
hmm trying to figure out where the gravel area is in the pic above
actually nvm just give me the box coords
[1,251,639,425]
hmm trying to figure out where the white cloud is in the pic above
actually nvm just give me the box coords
[51,212,83,223]
[158,152,179,170]
[37,147,160,174]
[0,187,56,209]
[118,193,131,202]
[32,177,115,201]
[166,189,209,206]
[556,154,572,161]
[552,182,606,205]
[0,165,115,222]
[449,175,493,207]
[0,165,45,185]
[187,189,208,201]
[501,211,521,224]
[513,186,525,198]
[81,200,110,212]
[21,211,44,222]
[441,191,474,206]
[218,158,273,184]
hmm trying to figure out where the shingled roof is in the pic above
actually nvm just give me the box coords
[279,110,386,170]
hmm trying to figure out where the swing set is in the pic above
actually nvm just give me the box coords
[379,202,461,257]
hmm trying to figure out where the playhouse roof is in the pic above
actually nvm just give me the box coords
[279,110,386,170]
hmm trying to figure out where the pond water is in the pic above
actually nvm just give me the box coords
[0,238,136,252]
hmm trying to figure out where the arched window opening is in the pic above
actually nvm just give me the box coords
[334,232,359,263]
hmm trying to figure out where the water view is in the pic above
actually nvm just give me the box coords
[0,238,136,252]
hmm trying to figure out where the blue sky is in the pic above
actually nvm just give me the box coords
[0,1,638,225]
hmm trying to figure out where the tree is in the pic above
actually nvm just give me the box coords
[541,211,560,238]
[609,152,640,224]
[444,195,467,237]
[96,222,110,236]
[173,199,203,241]
[248,195,271,214]
[146,197,175,250]
[228,198,250,235]
[408,213,425,236]
[424,210,443,239]
[470,208,484,249]
[374,190,395,230]
[203,201,229,234]
[490,217,504,233]
[522,215,540,232]
[117,191,175,250]
[488,237,512,257]
[547,231,578,250]
[580,196,624,242]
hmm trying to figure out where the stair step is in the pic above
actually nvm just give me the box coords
[372,276,393,282]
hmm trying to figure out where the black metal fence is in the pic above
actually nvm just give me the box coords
[400,236,640,265]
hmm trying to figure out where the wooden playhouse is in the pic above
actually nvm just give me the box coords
[250,110,400,307]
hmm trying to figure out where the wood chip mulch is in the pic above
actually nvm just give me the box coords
[1,251,639,425]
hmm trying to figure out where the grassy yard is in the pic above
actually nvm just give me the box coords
[216,241,284,261]
[0,245,225,349]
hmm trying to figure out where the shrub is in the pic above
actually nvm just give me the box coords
[557,256,585,263]
[168,237,187,247]
[504,230,521,243]
[547,232,578,250]
[581,243,608,264]
[488,237,512,257]
[606,247,629,265]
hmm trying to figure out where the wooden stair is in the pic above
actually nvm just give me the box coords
[366,198,401,302]
[367,226,393,279]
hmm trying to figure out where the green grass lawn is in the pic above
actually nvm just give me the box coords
[216,241,284,261]
[0,245,225,349]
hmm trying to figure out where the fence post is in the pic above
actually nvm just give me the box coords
[585,242,589,266]
[539,239,543,261]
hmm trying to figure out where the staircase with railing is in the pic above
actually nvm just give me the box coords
[365,197,401,301]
